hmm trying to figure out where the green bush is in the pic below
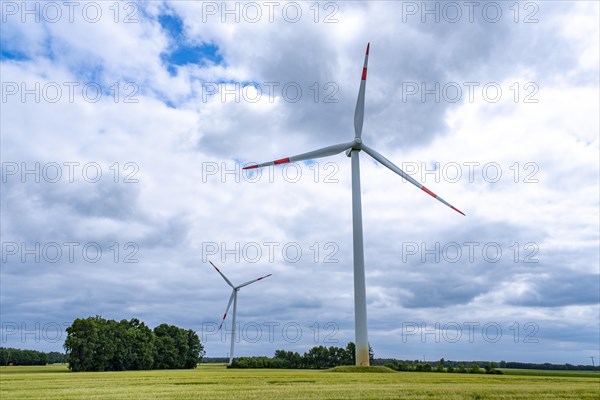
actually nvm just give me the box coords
[469,364,482,374]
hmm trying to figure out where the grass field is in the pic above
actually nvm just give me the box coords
[1,364,598,400]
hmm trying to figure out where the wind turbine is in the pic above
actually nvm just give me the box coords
[209,261,272,365]
[243,43,465,366]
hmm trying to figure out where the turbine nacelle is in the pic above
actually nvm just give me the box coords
[346,138,363,156]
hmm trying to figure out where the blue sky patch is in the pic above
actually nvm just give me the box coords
[159,12,223,75]
[0,47,29,61]
[165,43,222,67]
[158,14,185,40]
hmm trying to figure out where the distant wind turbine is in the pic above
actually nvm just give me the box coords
[210,261,272,365]
[244,43,465,366]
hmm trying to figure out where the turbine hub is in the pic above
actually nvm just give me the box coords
[351,137,363,151]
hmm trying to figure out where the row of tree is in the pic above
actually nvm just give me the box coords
[384,358,502,374]
[64,316,204,372]
[373,359,600,372]
[0,348,67,366]
[231,343,373,369]
[497,361,599,371]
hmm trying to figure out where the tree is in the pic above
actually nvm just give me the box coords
[304,345,330,368]
[345,342,356,365]
[485,361,502,374]
[124,319,155,370]
[435,358,445,372]
[153,324,180,369]
[152,324,203,369]
[184,329,204,368]
[469,363,481,374]
[274,350,303,368]
[396,361,409,371]
[64,316,102,372]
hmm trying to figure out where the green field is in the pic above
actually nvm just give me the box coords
[1,364,598,400]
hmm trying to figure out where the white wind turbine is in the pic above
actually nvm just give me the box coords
[209,261,272,365]
[243,43,465,366]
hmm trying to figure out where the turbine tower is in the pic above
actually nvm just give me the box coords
[209,261,272,365]
[244,43,464,366]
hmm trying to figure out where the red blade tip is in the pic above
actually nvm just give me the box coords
[451,206,466,216]
[274,157,290,165]
[421,186,437,198]
[366,43,370,55]
[243,165,259,170]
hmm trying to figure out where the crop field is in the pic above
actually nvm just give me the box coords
[1,364,598,400]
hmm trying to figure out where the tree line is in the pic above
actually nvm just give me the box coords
[383,358,502,374]
[231,346,500,372]
[372,358,600,372]
[231,343,373,369]
[0,348,67,366]
[64,316,204,372]
[229,347,600,372]
[497,361,599,371]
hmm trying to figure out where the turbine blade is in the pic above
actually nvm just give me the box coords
[209,261,235,288]
[243,141,354,170]
[362,144,465,216]
[219,291,235,330]
[236,273,272,289]
[354,43,370,138]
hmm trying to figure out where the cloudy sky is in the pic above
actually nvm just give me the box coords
[1,1,598,365]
